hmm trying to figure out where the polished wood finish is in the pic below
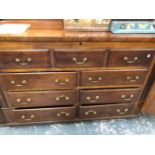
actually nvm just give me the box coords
[107,49,154,67]
[0,72,78,91]
[12,106,77,123]
[0,49,51,69]
[79,103,134,119]
[81,69,148,88]
[80,88,141,105]
[0,19,155,126]
[142,82,155,114]
[6,90,78,108]
[54,49,106,68]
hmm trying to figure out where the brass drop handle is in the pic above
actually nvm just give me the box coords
[121,94,134,101]
[72,57,88,65]
[88,77,102,83]
[16,98,32,104]
[86,96,100,103]
[123,56,138,64]
[15,57,32,66]
[10,80,27,87]
[57,112,70,117]
[85,110,97,115]
[54,79,70,85]
[126,76,140,82]
[56,95,70,101]
[116,108,129,115]
[21,114,35,121]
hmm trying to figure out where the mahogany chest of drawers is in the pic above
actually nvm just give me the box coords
[0,19,155,126]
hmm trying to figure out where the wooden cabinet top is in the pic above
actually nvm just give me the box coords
[1,19,155,42]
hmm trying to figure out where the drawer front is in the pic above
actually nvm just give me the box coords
[12,106,77,123]
[81,69,148,87]
[6,90,78,108]
[54,49,106,68]
[0,49,51,69]
[1,72,77,91]
[79,103,134,119]
[107,50,154,67]
[80,88,141,105]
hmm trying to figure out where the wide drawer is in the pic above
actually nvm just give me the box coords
[0,49,51,69]
[54,49,106,68]
[80,88,141,105]
[6,90,78,108]
[0,72,77,91]
[81,69,148,87]
[79,103,134,119]
[107,49,154,67]
[12,106,77,123]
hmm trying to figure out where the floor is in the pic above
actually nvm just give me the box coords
[0,114,155,135]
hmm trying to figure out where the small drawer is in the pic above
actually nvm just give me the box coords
[54,49,106,68]
[81,69,147,87]
[79,103,134,119]
[0,49,51,69]
[6,90,78,108]
[12,106,77,123]
[0,72,77,91]
[80,88,141,105]
[107,49,154,67]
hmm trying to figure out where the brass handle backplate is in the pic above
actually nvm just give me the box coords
[88,77,102,83]
[126,76,140,82]
[57,112,70,117]
[72,57,88,65]
[121,94,134,101]
[15,58,32,66]
[123,56,138,64]
[86,96,100,103]
[16,98,32,104]
[10,80,27,87]
[54,79,70,85]
[85,110,97,115]
[21,114,35,121]
[56,95,70,101]
[116,108,129,115]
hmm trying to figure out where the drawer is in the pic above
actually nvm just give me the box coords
[6,90,78,108]
[0,49,51,69]
[0,72,77,91]
[81,69,147,87]
[107,49,154,67]
[80,88,141,105]
[12,106,77,123]
[79,103,134,119]
[54,49,106,68]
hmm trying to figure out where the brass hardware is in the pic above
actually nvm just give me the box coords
[72,57,88,65]
[57,112,70,117]
[15,57,32,66]
[121,94,134,101]
[10,80,27,87]
[88,77,102,83]
[86,96,100,103]
[85,110,97,115]
[116,108,128,115]
[126,76,140,82]
[21,114,35,121]
[123,56,138,64]
[56,95,70,101]
[54,79,70,85]
[16,98,32,104]
[147,54,151,58]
